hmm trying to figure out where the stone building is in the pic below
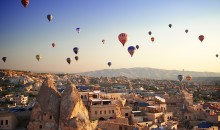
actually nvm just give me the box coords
[0,112,17,130]
[89,99,116,120]
[13,95,29,106]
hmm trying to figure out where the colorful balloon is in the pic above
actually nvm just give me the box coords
[2,57,7,62]
[199,35,204,42]
[128,46,136,57]
[118,33,128,46]
[168,24,172,28]
[75,56,79,61]
[136,45,139,50]
[151,37,155,42]
[177,75,184,82]
[52,43,55,48]
[21,0,29,8]
[47,14,53,22]
[148,31,152,36]
[36,55,41,61]
[185,29,188,33]
[107,62,112,67]
[73,47,79,55]
[76,28,80,33]
[186,75,192,82]
[66,58,72,64]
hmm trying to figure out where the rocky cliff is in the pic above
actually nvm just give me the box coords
[27,78,61,130]
[27,78,97,130]
[59,81,97,130]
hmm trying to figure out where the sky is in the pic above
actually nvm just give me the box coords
[0,0,220,73]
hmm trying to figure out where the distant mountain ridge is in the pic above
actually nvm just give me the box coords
[79,67,220,80]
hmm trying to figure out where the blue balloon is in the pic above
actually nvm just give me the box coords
[73,47,79,55]
[128,46,136,57]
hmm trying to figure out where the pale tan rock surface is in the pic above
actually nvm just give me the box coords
[59,81,96,130]
[27,78,61,130]
[27,79,97,130]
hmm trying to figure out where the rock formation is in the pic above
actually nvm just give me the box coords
[59,81,96,130]
[27,78,61,130]
[27,79,97,130]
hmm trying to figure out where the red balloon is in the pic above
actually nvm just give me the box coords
[199,35,204,42]
[151,37,155,42]
[21,0,29,8]
[118,33,128,46]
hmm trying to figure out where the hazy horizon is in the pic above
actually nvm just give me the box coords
[2,66,220,75]
[1,1,220,73]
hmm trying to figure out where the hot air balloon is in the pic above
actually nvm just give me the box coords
[66,58,72,64]
[151,37,155,42]
[185,29,188,33]
[47,14,53,22]
[21,0,29,8]
[2,57,7,62]
[102,39,105,44]
[136,45,139,50]
[52,43,55,48]
[168,24,172,28]
[216,54,219,58]
[76,28,80,33]
[36,55,41,61]
[177,75,184,82]
[118,33,128,46]
[128,46,136,57]
[75,56,79,61]
[107,62,112,67]
[199,35,204,42]
[186,75,192,82]
[148,31,152,35]
[73,47,79,55]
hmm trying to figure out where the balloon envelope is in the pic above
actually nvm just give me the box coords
[75,56,79,61]
[177,75,184,82]
[21,0,29,8]
[73,47,79,55]
[52,43,55,47]
[2,57,7,62]
[216,54,219,58]
[185,29,188,33]
[36,55,41,61]
[47,14,53,21]
[199,35,204,42]
[169,24,172,28]
[151,37,155,42]
[66,58,72,64]
[148,31,152,35]
[76,28,80,33]
[102,39,105,44]
[107,62,111,67]
[118,33,128,46]
[136,45,139,50]
[128,46,136,57]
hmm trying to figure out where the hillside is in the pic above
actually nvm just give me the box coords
[79,67,220,80]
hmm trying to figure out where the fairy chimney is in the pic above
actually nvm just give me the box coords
[59,81,96,130]
[27,78,61,130]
